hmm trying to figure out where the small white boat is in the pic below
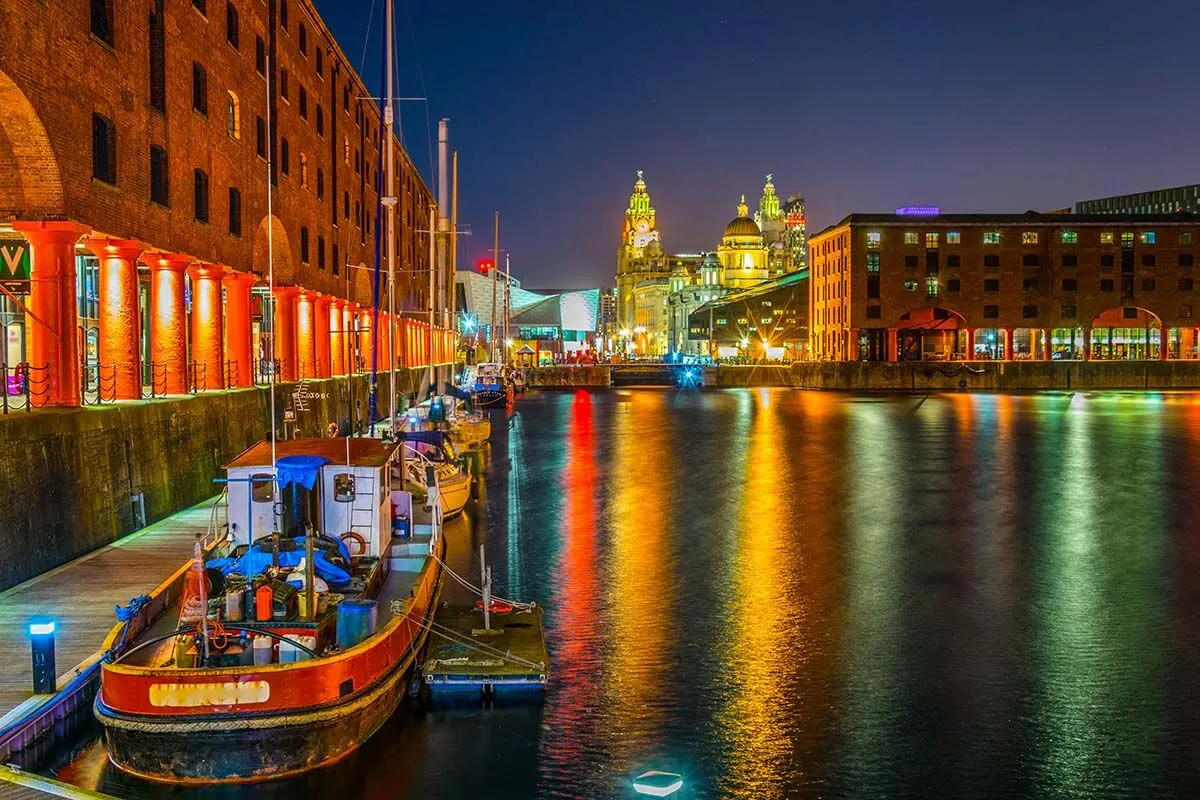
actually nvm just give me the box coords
[403,396,491,449]
[633,771,684,797]
[396,434,471,518]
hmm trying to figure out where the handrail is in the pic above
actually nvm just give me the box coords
[111,623,319,665]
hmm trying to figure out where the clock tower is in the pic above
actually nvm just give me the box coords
[616,170,665,335]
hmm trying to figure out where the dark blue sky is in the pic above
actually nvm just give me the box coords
[316,0,1200,288]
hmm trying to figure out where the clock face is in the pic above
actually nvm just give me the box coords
[636,221,649,233]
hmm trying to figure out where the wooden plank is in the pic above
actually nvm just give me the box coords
[0,498,219,719]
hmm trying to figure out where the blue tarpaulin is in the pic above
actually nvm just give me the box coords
[275,454,329,490]
[207,537,352,585]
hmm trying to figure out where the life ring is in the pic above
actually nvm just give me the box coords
[340,531,368,557]
[474,599,514,615]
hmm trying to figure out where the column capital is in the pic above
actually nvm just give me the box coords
[187,262,227,280]
[272,284,302,298]
[83,237,148,260]
[222,270,258,287]
[13,220,91,246]
[146,252,192,272]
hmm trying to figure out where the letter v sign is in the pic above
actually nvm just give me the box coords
[0,244,26,279]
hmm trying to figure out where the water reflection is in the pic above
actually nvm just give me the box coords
[47,389,1200,799]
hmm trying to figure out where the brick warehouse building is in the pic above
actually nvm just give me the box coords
[809,212,1200,362]
[0,0,454,407]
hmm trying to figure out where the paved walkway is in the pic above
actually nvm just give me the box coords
[0,498,219,724]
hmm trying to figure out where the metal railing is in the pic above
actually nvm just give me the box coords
[0,362,50,414]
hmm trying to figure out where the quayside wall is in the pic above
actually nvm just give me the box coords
[0,368,448,591]
[525,361,1200,391]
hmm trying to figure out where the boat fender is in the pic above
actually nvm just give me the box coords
[474,599,515,614]
[340,531,368,557]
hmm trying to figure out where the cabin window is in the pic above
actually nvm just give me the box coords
[334,473,355,502]
[251,473,274,503]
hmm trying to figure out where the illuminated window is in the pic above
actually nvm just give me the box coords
[299,153,308,187]
[866,252,880,272]
[983,231,1001,245]
[867,231,881,248]
[904,279,918,291]
[904,231,918,245]
[1101,232,1114,244]
[716,318,727,325]
[946,231,961,244]
[736,317,748,325]
[1181,232,1194,245]
[225,91,240,139]
[1060,230,1078,244]
[1022,231,1039,244]
[1141,231,1157,244]
[925,276,939,298]
[925,232,939,248]
[1121,232,1134,247]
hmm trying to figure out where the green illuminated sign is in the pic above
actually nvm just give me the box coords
[0,239,31,294]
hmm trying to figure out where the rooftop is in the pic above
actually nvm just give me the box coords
[811,211,1200,239]
[226,438,398,469]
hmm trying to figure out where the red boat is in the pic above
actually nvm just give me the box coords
[94,438,445,783]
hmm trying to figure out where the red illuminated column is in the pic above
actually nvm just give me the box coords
[148,254,190,394]
[12,221,90,407]
[886,328,898,362]
[360,309,373,372]
[85,238,143,400]
[296,291,317,379]
[273,286,299,380]
[342,303,355,373]
[1160,326,1169,361]
[329,300,345,376]
[965,329,974,361]
[223,271,257,387]
[187,264,225,389]
[1082,327,1091,361]
[1002,328,1014,361]
[314,295,332,378]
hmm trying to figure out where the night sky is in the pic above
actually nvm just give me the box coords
[316,0,1200,289]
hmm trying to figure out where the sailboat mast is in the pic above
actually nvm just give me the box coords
[503,253,511,364]
[427,203,435,390]
[450,150,458,330]
[490,211,499,362]
[385,0,397,428]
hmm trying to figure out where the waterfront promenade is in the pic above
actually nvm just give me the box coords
[0,498,217,725]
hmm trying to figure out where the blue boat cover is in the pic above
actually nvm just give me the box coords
[401,430,450,447]
[208,537,352,585]
[275,454,329,490]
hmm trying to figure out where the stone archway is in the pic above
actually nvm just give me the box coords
[0,70,65,221]
[1089,305,1165,360]
[895,306,967,360]
[250,214,296,284]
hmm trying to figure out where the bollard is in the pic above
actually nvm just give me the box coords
[29,618,57,694]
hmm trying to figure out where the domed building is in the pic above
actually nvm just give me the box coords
[716,196,769,289]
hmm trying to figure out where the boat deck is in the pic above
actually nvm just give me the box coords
[422,605,549,695]
[0,498,219,725]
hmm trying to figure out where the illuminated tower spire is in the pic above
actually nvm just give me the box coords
[757,173,781,224]
[737,195,749,218]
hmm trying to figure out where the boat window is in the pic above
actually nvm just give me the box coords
[251,474,274,503]
[333,473,355,502]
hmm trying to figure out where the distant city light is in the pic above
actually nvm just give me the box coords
[895,206,940,216]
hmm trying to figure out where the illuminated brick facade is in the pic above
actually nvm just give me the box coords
[809,213,1200,362]
[0,0,452,404]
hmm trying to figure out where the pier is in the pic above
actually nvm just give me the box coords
[0,499,219,763]
[423,605,548,695]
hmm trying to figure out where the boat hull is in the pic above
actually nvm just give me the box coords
[97,644,415,784]
[439,474,471,517]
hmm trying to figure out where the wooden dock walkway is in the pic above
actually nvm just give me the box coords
[422,605,549,695]
[0,497,219,724]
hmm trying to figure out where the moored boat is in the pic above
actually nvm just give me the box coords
[398,431,472,518]
[471,362,509,407]
[94,438,445,784]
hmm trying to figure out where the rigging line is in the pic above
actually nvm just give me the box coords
[358,0,378,76]
[401,3,436,184]
[427,549,534,611]
[398,606,544,670]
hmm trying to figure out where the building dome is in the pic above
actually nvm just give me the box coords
[723,215,761,237]
[722,195,761,238]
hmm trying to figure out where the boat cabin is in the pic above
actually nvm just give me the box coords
[225,438,398,559]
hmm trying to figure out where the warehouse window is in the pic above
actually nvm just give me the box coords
[332,244,340,276]
[280,0,289,31]
[148,8,166,111]
[92,114,117,184]
[983,231,1001,245]
[255,116,266,158]
[228,188,242,236]
[318,236,326,270]
[300,227,310,264]
[1060,230,1078,244]
[226,91,240,139]
[193,169,209,223]
[299,85,308,119]
[281,138,290,175]
[149,145,168,206]
[299,22,308,55]
[91,0,114,45]
[225,2,239,48]
[317,168,324,200]
[192,62,208,115]
[255,36,265,75]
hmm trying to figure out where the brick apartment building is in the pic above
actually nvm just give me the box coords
[0,0,452,406]
[809,212,1200,362]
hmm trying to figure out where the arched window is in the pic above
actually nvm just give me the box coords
[226,91,240,139]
